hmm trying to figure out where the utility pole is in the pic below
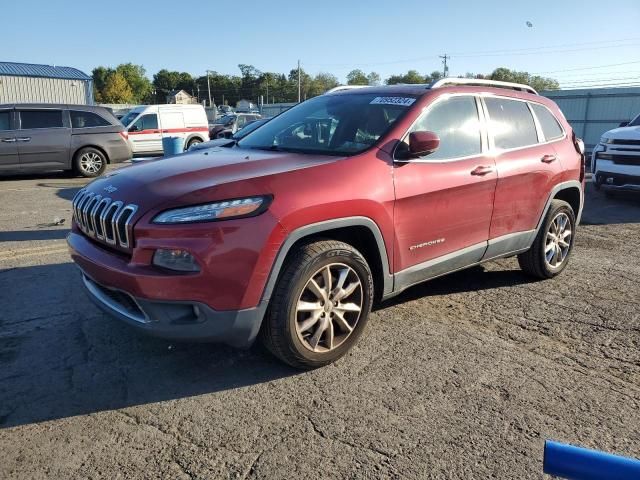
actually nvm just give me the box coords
[439,54,450,78]
[266,78,269,104]
[206,70,215,107]
[297,59,301,103]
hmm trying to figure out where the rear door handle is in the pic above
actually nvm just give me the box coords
[1,138,16,143]
[16,137,31,142]
[541,154,557,163]
[471,165,494,176]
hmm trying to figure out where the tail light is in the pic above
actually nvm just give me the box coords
[572,132,586,181]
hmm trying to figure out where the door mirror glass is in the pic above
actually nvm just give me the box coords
[409,131,440,157]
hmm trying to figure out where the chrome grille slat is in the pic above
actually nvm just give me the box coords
[72,188,138,250]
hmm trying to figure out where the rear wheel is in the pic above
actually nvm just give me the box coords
[518,199,576,279]
[260,240,373,369]
[73,147,106,177]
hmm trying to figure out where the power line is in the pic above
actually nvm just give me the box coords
[532,60,640,75]
[561,76,640,86]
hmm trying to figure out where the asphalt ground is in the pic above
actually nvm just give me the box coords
[1,165,639,479]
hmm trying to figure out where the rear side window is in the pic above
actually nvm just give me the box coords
[20,110,64,129]
[70,110,111,128]
[485,98,538,149]
[131,114,158,131]
[407,96,482,160]
[530,103,564,141]
[0,111,11,131]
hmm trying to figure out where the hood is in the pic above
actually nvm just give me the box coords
[83,147,342,214]
[602,125,640,141]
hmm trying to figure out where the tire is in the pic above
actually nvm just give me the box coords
[186,137,202,150]
[260,240,374,369]
[517,199,576,279]
[73,147,107,178]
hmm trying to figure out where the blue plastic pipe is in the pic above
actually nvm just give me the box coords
[162,136,185,156]
[544,440,640,480]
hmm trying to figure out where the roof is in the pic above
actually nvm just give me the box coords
[168,89,192,97]
[0,61,91,81]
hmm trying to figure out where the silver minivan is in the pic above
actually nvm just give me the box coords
[0,104,132,177]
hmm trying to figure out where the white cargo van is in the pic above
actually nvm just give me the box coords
[119,104,210,155]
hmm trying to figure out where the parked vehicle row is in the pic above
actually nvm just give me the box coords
[68,79,585,369]
[209,113,262,139]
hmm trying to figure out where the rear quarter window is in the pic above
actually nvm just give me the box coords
[530,103,564,141]
[485,97,538,149]
[70,110,111,128]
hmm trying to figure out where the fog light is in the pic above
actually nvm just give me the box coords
[153,249,200,272]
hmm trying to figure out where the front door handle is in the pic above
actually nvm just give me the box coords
[16,137,31,142]
[541,154,557,163]
[1,138,16,143]
[471,165,494,176]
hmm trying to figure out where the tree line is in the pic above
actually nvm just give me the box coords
[92,63,560,106]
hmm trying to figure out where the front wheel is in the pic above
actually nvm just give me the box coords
[186,137,202,150]
[518,199,576,279]
[260,240,374,369]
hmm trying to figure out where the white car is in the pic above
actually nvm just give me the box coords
[592,114,640,192]
[119,104,210,155]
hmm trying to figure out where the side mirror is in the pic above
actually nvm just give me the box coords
[619,121,629,127]
[129,124,139,132]
[409,131,440,157]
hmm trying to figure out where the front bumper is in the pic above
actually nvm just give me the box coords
[593,165,640,192]
[68,232,267,347]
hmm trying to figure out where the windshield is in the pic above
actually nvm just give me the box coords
[237,93,416,155]
[120,110,141,127]
[215,115,236,125]
[629,113,640,126]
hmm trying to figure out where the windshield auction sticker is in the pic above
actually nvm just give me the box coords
[370,97,416,106]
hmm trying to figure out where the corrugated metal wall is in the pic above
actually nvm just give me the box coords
[543,87,640,153]
[0,75,91,104]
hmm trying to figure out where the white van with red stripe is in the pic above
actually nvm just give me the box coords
[119,104,210,155]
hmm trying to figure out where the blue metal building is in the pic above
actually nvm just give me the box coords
[0,61,93,105]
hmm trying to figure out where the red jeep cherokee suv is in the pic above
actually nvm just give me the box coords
[68,79,585,369]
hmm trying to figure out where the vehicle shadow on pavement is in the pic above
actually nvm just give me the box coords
[0,262,299,429]
[0,229,70,242]
[581,185,640,225]
[377,265,536,310]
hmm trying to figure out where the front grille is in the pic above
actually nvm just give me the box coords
[610,139,640,146]
[595,153,640,166]
[72,189,138,249]
[83,274,147,323]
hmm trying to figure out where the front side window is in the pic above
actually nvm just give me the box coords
[399,96,482,160]
[70,110,111,128]
[0,111,11,131]
[19,110,64,129]
[485,97,538,149]
[131,114,158,132]
[239,93,416,155]
[630,114,640,127]
[530,103,563,141]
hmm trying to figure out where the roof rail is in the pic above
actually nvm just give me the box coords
[430,77,538,95]
[325,85,370,94]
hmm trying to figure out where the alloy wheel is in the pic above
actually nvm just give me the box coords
[545,212,572,268]
[80,152,103,174]
[295,263,363,353]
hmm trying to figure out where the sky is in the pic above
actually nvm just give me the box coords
[3,0,640,88]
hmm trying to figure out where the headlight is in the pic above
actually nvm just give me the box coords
[600,137,612,144]
[152,196,270,224]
